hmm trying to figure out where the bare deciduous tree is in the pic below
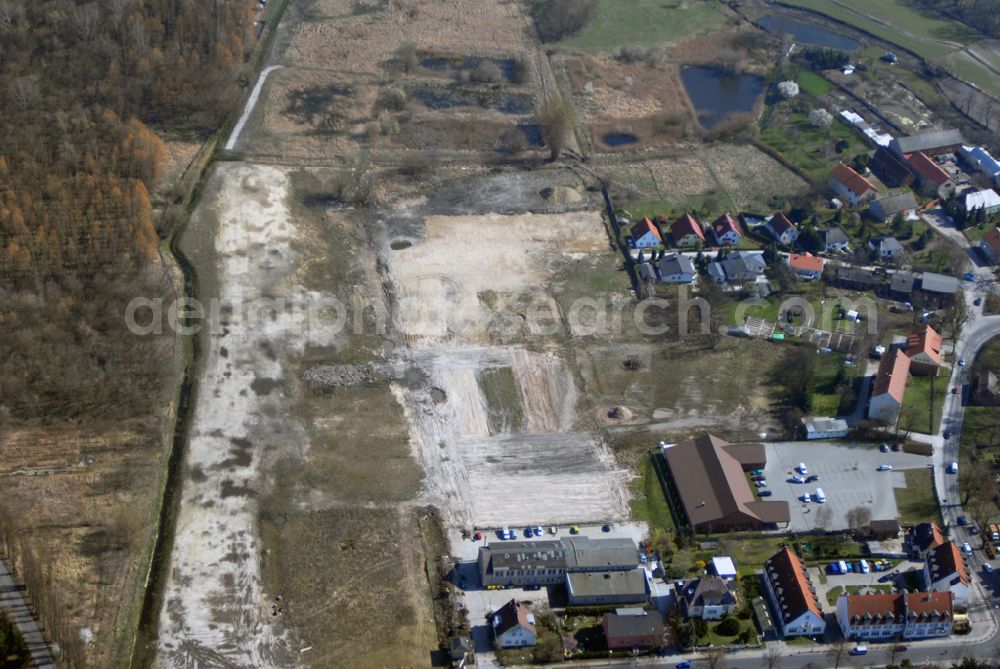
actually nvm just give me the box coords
[764,644,782,668]
[70,4,100,41]
[10,76,37,112]
[536,94,575,161]
[827,638,849,669]
[704,645,727,669]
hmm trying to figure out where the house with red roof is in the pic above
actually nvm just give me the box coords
[980,226,1000,265]
[906,150,953,196]
[762,547,826,638]
[710,213,742,246]
[670,213,706,249]
[836,591,953,640]
[869,347,910,425]
[828,163,878,206]
[924,541,971,605]
[905,325,942,376]
[629,217,663,249]
[489,599,537,648]
[765,212,799,246]
[786,252,824,280]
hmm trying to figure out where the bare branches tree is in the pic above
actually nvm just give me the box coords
[536,94,576,161]
[826,638,849,669]
[10,76,38,112]
[764,644,782,669]
[70,4,100,41]
[704,646,727,669]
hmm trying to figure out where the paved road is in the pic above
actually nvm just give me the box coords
[0,554,55,668]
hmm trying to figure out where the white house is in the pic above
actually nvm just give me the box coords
[829,163,877,206]
[964,188,1000,215]
[766,212,799,246]
[868,236,905,259]
[490,599,537,648]
[630,217,663,249]
[868,192,917,223]
[836,592,953,641]
[762,548,826,638]
[657,253,696,284]
[803,417,849,440]
[924,542,971,606]
[711,213,742,246]
[678,576,737,620]
[822,227,849,252]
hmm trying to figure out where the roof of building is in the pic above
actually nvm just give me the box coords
[562,536,640,571]
[872,347,910,403]
[721,252,767,279]
[965,188,1000,211]
[907,151,951,185]
[707,262,726,282]
[764,547,823,624]
[871,192,918,218]
[480,540,566,574]
[914,522,945,552]
[905,591,954,621]
[836,266,881,286]
[926,541,970,587]
[803,417,849,434]
[681,576,736,607]
[712,556,738,578]
[843,593,906,625]
[658,253,696,277]
[983,227,1000,253]
[890,270,916,293]
[768,211,796,235]
[891,129,965,154]
[823,227,849,245]
[632,217,662,242]
[920,272,958,294]
[662,434,789,528]
[788,252,824,273]
[868,519,902,535]
[450,636,473,659]
[603,610,665,640]
[871,146,914,186]
[906,325,943,365]
[830,163,877,197]
[672,213,705,241]
[869,236,906,254]
[491,599,536,638]
[961,145,1000,175]
[712,213,741,240]
[567,569,648,599]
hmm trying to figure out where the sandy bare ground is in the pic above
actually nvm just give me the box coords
[155,163,341,668]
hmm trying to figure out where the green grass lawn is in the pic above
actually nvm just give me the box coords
[894,468,941,525]
[557,0,726,51]
[697,616,758,647]
[758,109,868,183]
[630,456,673,529]
[810,352,856,417]
[898,373,946,434]
[825,584,893,606]
[797,70,832,97]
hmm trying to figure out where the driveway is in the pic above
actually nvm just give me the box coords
[763,442,931,532]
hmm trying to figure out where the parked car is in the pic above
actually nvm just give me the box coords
[753,474,767,481]
[676,662,692,669]
[975,297,983,306]
[549,526,557,535]
[953,386,961,394]
[877,464,893,471]
[759,490,773,497]
[964,272,975,281]
[756,480,768,488]
[602,524,611,533]
[805,474,820,483]
[959,358,967,367]
[958,515,968,526]
[570,525,580,534]
[860,559,870,574]
[944,430,953,440]
[510,528,518,539]
[801,493,812,503]
[880,443,890,452]
[985,563,995,573]
[961,542,973,555]
[948,462,959,474]
[535,526,543,536]
[797,462,809,474]
[751,469,765,476]
[851,645,868,655]
[789,475,805,484]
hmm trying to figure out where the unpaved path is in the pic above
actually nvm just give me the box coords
[225,65,282,151]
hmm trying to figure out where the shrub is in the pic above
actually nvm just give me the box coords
[395,42,418,73]
[536,93,576,160]
[716,616,741,636]
[693,619,708,637]
[470,61,504,84]
[533,0,597,42]
[512,55,531,84]
[376,86,407,111]
[379,116,400,136]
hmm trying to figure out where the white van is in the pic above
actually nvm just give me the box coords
[815,488,826,503]
[948,461,959,474]
[801,492,812,503]
[798,462,808,474]
[851,645,868,655]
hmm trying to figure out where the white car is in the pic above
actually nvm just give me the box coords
[948,462,959,474]
[789,475,805,484]
[961,542,973,555]
[756,479,767,488]
[959,358,967,367]
[535,526,543,537]
[801,493,812,503]
[877,464,893,471]
[985,563,995,573]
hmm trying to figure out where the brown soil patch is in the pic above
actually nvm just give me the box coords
[563,54,691,123]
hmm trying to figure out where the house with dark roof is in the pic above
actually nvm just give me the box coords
[720,251,767,283]
[869,193,918,223]
[836,592,953,640]
[889,271,916,301]
[629,217,663,249]
[867,236,905,259]
[911,522,946,557]
[661,434,789,533]
[478,536,639,586]
[822,226,849,252]
[766,212,799,245]
[869,347,910,425]
[907,151,953,196]
[981,227,1000,265]
[918,272,958,307]
[566,569,649,606]
[602,610,665,650]
[489,599,537,648]
[678,576,738,620]
[866,519,902,540]
[890,129,965,156]
[870,146,915,188]
[671,213,706,248]
[832,267,881,291]
[762,548,826,638]
[711,213,742,246]
[657,253,696,284]
[828,164,877,206]
[906,325,942,376]
[924,541,970,605]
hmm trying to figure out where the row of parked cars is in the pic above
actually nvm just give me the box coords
[826,558,893,575]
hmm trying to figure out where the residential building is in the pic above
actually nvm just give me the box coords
[866,519,902,540]
[964,188,1000,215]
[766,212,799,245]
[918,272,958,307]
[832,267,881,291]
[661,434,789,532]
[657,253,696,284]
[906,325,943,376]
[869,193,918,223]
[711,212,742,246]
[566,569,649,606]
[869,348,910,424]
[924,541,971,606]
[912,523,946,557]
[478,536,639,587]
[870,146,915,188]
[889,271,916,302]
[489,599,537,648]
[836,592,953,640]
[629,217,662,249]
[829,164,877,206]
[679,576,738,620]
[890,129,965,156]
[720,251,767,283]
[868,236,905,259]
[959,145,1000,179]
[602,610,665,650]
[711,556,737,581]
[980,227,1000,265]
[786,252,823,280]
[906,151,953,196]
[707,262,726,284]
[821,226,849,252]
[449,636,474,668]
[671,213,706,248]
[762,547,826,638]
[802,417,849,440]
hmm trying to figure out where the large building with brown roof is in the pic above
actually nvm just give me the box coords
[836,591,953,640]
[762,547,826,638]
[828,163,877,206]
[924,541,971,605]
[906,325,943,376]
[869,347,911,424]
[660,434,789,532]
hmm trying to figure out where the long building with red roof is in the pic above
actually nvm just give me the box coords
[836,591,953,640]
[869,347,911,424]
[762,547,826,639]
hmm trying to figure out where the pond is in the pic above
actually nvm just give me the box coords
[603,133,638,147]
[409,85,533,114]
[680,66,765,130]
[757,15,860,51]
[420,56,518,83]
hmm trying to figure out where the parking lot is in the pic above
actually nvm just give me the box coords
[763,441,932,532]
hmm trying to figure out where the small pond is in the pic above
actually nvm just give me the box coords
[603,133,638,147]
[420,56,518,83]
[757,15,860,51]
[680,66,765,130]
[517,123,544,147]
[409,85,533,114]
